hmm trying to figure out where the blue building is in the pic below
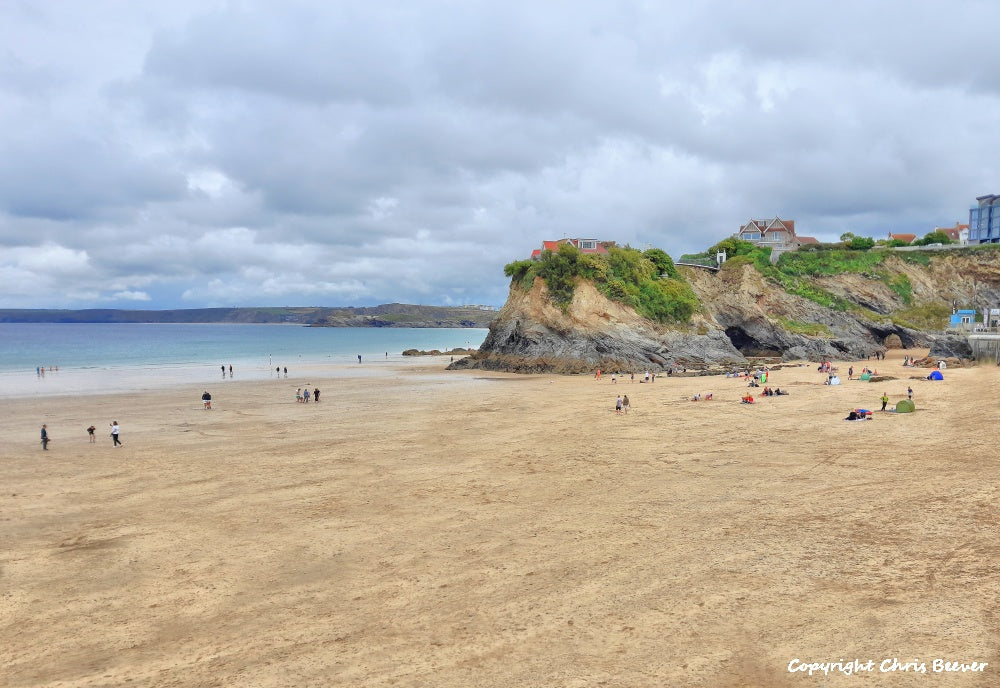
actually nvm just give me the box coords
[969,194,1000,243]
[950,309,977,328]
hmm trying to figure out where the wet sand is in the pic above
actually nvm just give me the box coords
[2,350,998,687]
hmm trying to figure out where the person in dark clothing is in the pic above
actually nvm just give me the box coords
[313,388,320,402]
[41,424,49,450]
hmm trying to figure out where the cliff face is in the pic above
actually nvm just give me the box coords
[453,248,1000,373]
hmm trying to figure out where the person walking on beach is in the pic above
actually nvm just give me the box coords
[622,395,630,414]
[110,421,122,446]
[313,388,320,402]
[615,395,623,414]
[202,391,212,410]
[358,354,362,364]
[303,388,311,402]
[40,424,49,450]
[907,386,913,400]
[229,364,233,377]
[221,364,226,378]
[880,393,889,412]
[87,425,96,443]
[283,367,288,377]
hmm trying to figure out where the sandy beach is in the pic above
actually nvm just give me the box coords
[2,349,998,687]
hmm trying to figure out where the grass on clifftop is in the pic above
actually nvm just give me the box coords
[704,238,940,312]
[504,245,699,324]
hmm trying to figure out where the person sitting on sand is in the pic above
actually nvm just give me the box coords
[741,393,754,404]
[774,388,788,396]
[846,410,860,421]
[691,393,701,401]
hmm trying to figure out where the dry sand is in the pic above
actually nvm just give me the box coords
[2,349,999,687]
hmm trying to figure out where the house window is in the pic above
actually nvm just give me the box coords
[743,232,761,240]
[579,240,596,250]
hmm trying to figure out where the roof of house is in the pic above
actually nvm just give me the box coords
[888,233,917,243]
[937,223,968,241]
[740,218,796,236]
[796,236,819,244]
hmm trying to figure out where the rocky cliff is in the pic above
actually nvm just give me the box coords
[452,247,1000,373]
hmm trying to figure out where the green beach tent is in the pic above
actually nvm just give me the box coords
[859,372,872,381]
[895,399,915,413]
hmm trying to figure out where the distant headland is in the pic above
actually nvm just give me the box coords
[0,304,498,328]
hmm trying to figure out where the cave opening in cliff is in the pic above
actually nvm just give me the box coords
[724,327,782,357]
[867,326,917,349]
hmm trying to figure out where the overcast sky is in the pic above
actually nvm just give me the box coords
[1,1,997,309]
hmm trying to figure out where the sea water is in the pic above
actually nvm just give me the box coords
[0,323,488,398]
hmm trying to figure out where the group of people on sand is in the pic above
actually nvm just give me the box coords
[40,421,120,450]
[614,394,631,414]
[847,366,878,380]
[761,387,787,396]
[295,387,321,403]
[600,369,690,384]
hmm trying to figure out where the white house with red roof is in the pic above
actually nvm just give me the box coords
[530,238,611,260]
[934,222,970,245]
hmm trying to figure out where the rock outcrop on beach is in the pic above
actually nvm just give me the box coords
[451,247,1000,373]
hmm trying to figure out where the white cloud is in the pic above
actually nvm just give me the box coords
[111,290,152,301]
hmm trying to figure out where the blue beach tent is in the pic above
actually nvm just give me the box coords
[928,370,944,380]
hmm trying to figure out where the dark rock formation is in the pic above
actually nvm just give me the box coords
[453,249,1000,373]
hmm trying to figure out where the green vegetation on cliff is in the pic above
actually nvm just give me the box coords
[698,238,980,313]
[504,244,698,324]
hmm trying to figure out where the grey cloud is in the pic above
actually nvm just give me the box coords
[0,0,998,309]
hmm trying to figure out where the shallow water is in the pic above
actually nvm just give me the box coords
[0,323,487,398]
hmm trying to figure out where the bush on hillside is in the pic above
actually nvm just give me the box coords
[502,244,698,324]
